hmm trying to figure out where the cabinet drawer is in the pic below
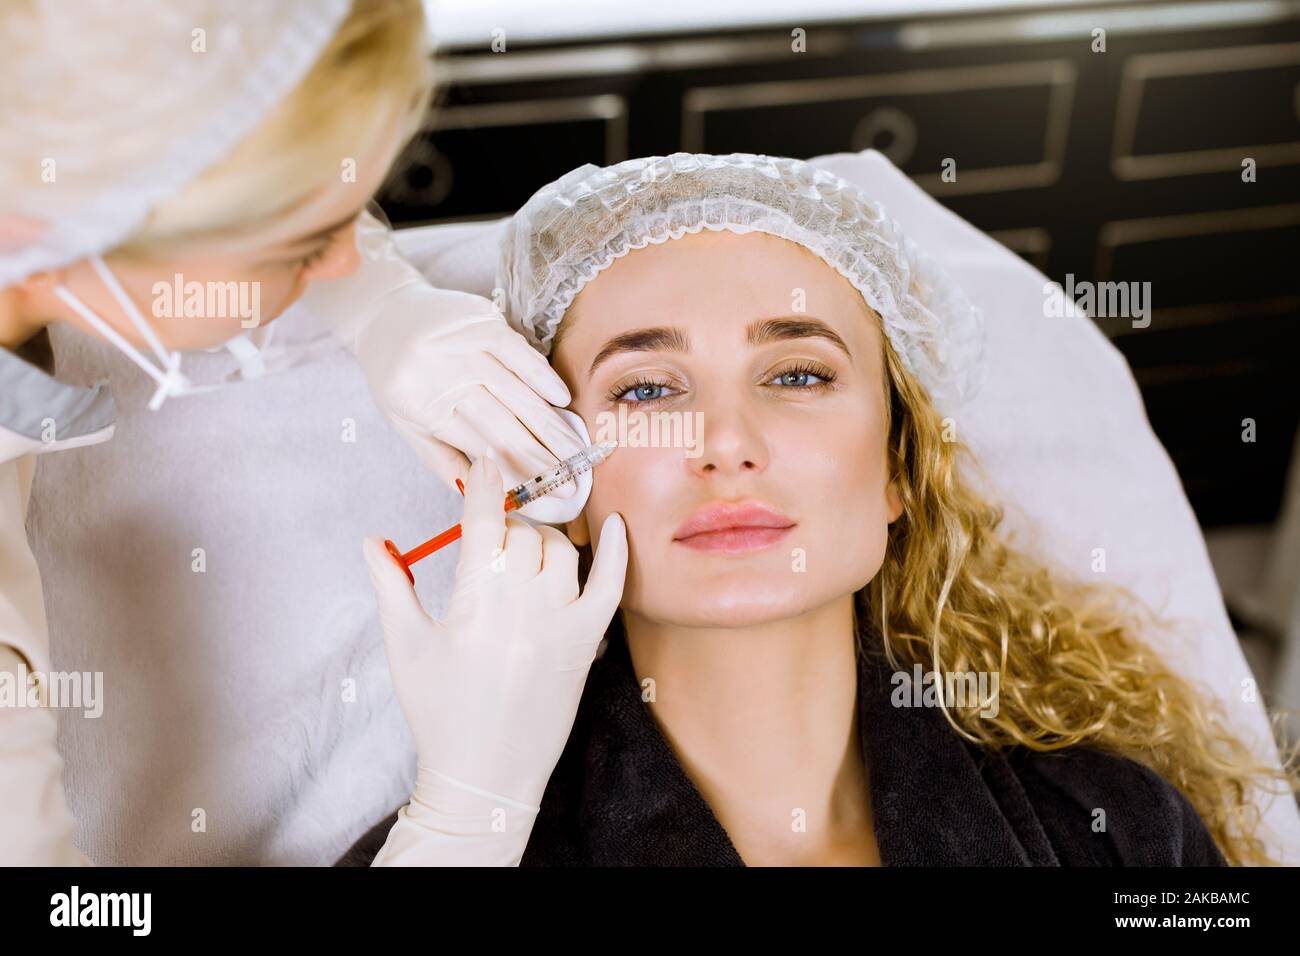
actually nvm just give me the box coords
[1120,315,1299,526]
[380,95,628,222]
[1096,203,1300,334]
[1112,40,1300,180]
[682,59,1075,195]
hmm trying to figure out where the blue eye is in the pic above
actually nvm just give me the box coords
[768,361,837,391]
[606,362,838,406]
[613,379,675,403]
[771,369,822,387]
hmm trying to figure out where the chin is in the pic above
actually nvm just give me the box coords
[633,577,829,629]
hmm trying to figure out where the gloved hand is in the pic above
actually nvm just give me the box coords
[361,454,628,866]
[308,209,587,515]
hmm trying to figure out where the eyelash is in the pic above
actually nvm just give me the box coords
[606,360,838,405]
[298,243,332,269]
[298,221,356,270]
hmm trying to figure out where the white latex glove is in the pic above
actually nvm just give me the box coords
[361,454,628,866]
[308,210,589,522]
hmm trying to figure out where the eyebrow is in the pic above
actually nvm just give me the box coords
[587,315,853,377]
[749,316,853,362]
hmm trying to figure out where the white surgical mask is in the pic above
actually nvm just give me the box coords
[52,255,342,410]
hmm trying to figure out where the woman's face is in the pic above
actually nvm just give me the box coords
[24,117,405,353]
[551,229,903,629]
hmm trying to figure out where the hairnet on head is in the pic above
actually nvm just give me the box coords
[0,0,351,287]
[496,152,987,411]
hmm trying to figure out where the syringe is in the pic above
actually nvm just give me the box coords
[384,439,618,584]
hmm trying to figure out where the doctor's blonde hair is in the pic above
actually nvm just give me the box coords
[118,0,434,256]
[865,329,1300,866]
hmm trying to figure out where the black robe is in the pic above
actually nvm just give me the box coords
[338,620,1227,866]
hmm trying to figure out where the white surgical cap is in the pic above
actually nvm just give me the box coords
[0,0,351,287]
[496,152,987,411]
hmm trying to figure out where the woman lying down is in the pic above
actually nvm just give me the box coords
[343,152,1297,866]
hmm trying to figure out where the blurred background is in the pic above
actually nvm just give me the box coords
[376,0,1300,727]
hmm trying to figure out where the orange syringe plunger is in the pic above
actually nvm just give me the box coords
[383,440,617,585]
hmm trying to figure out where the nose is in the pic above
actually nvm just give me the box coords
[685,392,769,480]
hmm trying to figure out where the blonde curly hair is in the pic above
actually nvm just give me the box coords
[865,324,1300,866]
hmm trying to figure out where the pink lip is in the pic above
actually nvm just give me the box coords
[672,502,796,554]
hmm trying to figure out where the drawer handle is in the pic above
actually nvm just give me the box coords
[851,107,918,166]
[385,139,454,207]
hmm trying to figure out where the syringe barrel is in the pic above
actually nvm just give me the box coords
[509,444,605,506]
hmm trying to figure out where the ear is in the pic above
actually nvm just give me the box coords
[564,510,591,548]
[886,478,904,524]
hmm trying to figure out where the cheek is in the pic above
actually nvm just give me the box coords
[155,270,302,349]
[774,410,893,584]
[81,265,307,351]
[250,269,309,322]
[93,271,253,351]
[151,315,248,351]
[581,443,689,617]
[584,444,682,552]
